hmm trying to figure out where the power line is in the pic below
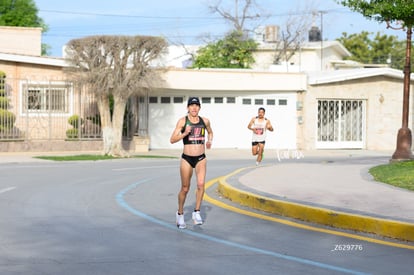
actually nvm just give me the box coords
[39,9,223,20]
[36,7,362,55]
[39,8,353,21]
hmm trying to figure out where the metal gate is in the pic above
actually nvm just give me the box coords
[316,99,365,149]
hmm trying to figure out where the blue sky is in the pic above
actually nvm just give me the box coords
[35,0,407,57]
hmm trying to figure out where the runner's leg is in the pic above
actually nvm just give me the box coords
[178,158,192,214]
[194,158,207,211]
[251,143,259,156]
[257,143,265,162]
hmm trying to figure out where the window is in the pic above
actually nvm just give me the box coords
[279,99,288,105]
[173,97,184,103]
[149,97,158,103]
[202,97,211,104]
[242,98,251,105]
[317,99,364,144]
[161,97,171,104]
[267,99,276,105]
[255,99,264,105]
[23,83,71,114]
[227,97,236,103]
[214,97,223,104]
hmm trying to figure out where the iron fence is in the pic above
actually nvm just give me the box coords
[0,77,148,142]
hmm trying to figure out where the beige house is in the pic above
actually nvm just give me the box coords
[1,26,413,152]
[0,27,103,152]
[151,38,414,151]
[304,68,412,150]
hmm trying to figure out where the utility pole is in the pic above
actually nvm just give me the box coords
[391,25,413,160]
[319,10,327,71]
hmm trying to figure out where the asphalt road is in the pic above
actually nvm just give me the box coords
[0,157,413,275]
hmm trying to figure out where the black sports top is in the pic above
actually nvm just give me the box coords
[181,116,206,145]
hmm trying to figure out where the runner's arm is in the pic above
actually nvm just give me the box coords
[204,118,213,149]
[170,117,190,144]
[247,118,255,132]
[266,120,274,132]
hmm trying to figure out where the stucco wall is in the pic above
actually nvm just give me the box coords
[0,26,42,56]
[0,60,65,80]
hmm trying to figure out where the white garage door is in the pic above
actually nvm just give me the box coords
[148,93,297,150]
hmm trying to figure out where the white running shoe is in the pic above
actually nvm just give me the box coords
[176,212,186,229]
[192,211,203,225]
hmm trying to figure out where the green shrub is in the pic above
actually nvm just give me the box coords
[0,109,16,128]
[0,97,9,109]
[0,72,16,133]
[66,128,79,139]
[0,73,5,97]
[86,114,101,125]
[68,114,84,128]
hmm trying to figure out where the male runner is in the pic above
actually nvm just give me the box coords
[247,107,274,165]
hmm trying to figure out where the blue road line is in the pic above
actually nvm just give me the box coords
[116,178,369,275]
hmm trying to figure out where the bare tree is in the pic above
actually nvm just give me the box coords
[65,35,167,157]
[208,1,316,66]
[209,0,266,34]
[271,11,314,65]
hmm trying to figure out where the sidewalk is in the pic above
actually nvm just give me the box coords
[216,149,414,242]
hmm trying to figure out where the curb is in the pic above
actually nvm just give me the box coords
[217,168,414,242]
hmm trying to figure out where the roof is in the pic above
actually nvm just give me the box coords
[307,67,411,85]
[304,41,352,57]
[257,40,352,58]
[0,52,68,67]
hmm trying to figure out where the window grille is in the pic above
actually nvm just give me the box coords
[23,84,71,114]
